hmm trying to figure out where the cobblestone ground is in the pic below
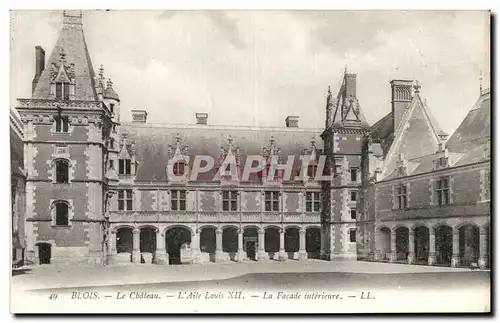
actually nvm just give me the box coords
[12,259,476,291]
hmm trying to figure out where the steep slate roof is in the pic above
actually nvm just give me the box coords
[32,11,98,101]
[380,89,445,179]
[446,91,491,153]
[382,91,491,180]
[120,123,324,182]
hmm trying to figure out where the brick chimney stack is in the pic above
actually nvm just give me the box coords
[390,80,413,132]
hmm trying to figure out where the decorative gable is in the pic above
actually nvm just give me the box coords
[166,133,189,184]
[217,135,241,185]
[433,142,450,170]
[261,136,283,184]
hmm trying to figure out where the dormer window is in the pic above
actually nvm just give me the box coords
[307,164,317,179]
[109,138,115,149]
[55,82,70,100]
[54,115,69,133]
[173,161,185,176]
[437,156,448,167]
[110,103,115,114]
[119,159,131,175]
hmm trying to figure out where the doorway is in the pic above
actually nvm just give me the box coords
[246,241,256,260]
[37,243,51,265]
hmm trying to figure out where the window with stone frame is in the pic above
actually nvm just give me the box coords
[350,168,359,182]
[222,191,238,211]
[265,191,280,211]
[118,189,133,211]
[55,82,70,100]
[350,208,357,220]
[109,160,114,170]
[118,159,131,175]
[54,115,69,133]
[305,192,321,212]
[350,190,358,202]
[171,190,187,211]
[395,183,408,209]
[55,202,69,226]
[109,138,115,149]
[55,159,69,183]
[173,160,185,176]
[435,176,450,206]
[349,229,357,243]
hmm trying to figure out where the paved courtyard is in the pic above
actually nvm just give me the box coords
[12,259,479,291]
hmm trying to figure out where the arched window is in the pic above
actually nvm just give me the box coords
[55,159,69,183]
[55,202,69,226]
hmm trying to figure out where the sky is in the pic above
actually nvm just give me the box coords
[10,10,490,135]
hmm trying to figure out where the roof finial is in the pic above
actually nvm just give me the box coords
[327,85,331,96]
[174,133,181,145]
[344,65,348,75]
[311,136,316,148]
[59,48,66,62]
[413,80,421,94]
[227,135,234,147]
[479,69,483,94]
[107,78,113,88]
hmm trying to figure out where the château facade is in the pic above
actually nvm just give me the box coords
[13,11,490,268]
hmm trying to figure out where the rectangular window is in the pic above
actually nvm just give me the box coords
[305,192,321,212]
[109,160,114,170]
[396,184,407,209]
[350,209,357,220]
[55,160,69,183]
[435,177,450,206]
[222,191,238,211]
[173,161,185,176]
[349,230,356,243]
[350,168,358,182]
[55,203,69,226]
[118,189,133,211]
[63,83,70,100]
[171,190,186,211]
[110,103,115,114]
[56,83,62,100]
[265,191,280,211]
[119,159,131,175]
[350,191,357,202]
[54,116,69,133]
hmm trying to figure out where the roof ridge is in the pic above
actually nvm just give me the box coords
[121,122,324,132]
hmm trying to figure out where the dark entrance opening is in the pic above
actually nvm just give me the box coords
[166,227,191,265]
[246,241,256,260]
[37,243,51,265]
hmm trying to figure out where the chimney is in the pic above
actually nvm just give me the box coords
[131,110,148,123]
[344,73,357,98]
[390,80,413,132]
[196,113,208,125]
[32,46,45,94]
[285,116,299,128]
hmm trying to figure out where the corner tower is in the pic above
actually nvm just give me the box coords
[16,11,114,265]
[321,70,370,261]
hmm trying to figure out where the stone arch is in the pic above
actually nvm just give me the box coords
[199,226,216,262]
[220,224,239,230]
[163,224,194,236]
[242,224,261,231]
[263,224,281,230]
[137,224,158,231]
[284,224,302,230]
[455,221,481,230]
[392,223,409,231]
[432,221,452,232]
[112,224,135,233]
[410,223,429,231]
[198,224,219,231]
[304,224,321,230]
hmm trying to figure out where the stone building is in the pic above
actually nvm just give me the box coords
[14,11,490,267]
[357,81,491,268]
[11,108,26,267]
